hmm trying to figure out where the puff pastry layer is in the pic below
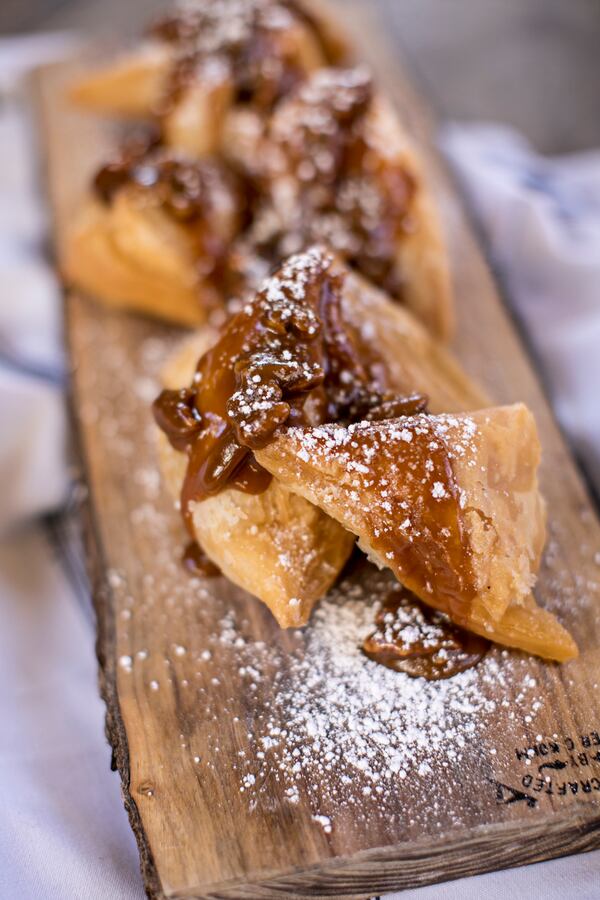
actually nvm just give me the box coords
[256,406,577,661]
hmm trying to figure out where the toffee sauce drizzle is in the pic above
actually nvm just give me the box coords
[254,67,416,300]
[153,247,424,528]
[94,135,235,221]
[93,137,241,294]
[149,0,332,116]
[153,246,479,678]
[182,541,221,577]
[354,415,477,631]
[362,586,489,680]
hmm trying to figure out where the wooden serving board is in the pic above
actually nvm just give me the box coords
[35,7,600,899]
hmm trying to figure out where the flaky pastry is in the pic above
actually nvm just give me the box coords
[256,407,577,661]
[152,245,576,664]
[339,268,485,413]
[153,246,486,630]
[62,149,241,326]
[158,327,355,628]
[245,67,453,339]
[70,0,347,158]
[69,6,453,338]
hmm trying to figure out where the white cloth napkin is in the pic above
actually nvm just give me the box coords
[442,122,600,497]
[0,34,144,900]
[1,36,599,900]
[0,527,144,900]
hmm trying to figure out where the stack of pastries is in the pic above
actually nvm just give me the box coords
[66,0,577,675]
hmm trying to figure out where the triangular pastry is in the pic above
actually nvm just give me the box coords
[70,0,347,156]
[157,326,355,628]
[247,66,453,339]
[70,8,453,339]
[71,43,235,156]
[255,407,577,661]
[152,246,484,628]
[63,149,241,326]
[70,42,172,119]
[153,246,575,661]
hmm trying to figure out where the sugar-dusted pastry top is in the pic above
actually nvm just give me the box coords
[246,67,416,300]
[93,134,241,262]
[289,413,479,627]
[148,0,343,114]
[256,405,577,662]
[257,412,498,630]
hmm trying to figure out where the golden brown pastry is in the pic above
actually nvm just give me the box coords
[158,327,355,628]
[70,42,172,119]
[339,268,484,413]
[70,0,348,157]
[62,146,241,326]
[153,245,576,661]
[69,7,452,337]
[153,246,484,629]
[255,406,577,662]
[244,66,453,339]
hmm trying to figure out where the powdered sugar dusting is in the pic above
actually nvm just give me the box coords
[188,569,537,824]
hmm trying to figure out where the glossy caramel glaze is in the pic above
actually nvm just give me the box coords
[93,137,242,300]
[149,0,336,114]
[153,246,427,531]
[93,130,160,202]
[94,139,240,224]
[362,585,489,680]
[249,67,415,299]
[357,415,477,628]
[182,540,221,577]
[263,413,479,627]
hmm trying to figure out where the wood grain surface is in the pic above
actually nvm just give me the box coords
[34,8,600,898]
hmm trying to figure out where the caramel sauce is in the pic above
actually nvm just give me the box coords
[383,422,473,626]
[254,67,415,300]
[93,140,241,298]
[182,541,221,577]
[94,142,238,224]
[362,586,489,680]
[329,414,477,628]
[152,246,478,660]
[153,246,424,532]
[93,130,160,203]
[151,0,342,67]
[149,0,330,115]
[152,387,202,453]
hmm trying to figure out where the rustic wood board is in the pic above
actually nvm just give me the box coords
[34,8,600,899]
